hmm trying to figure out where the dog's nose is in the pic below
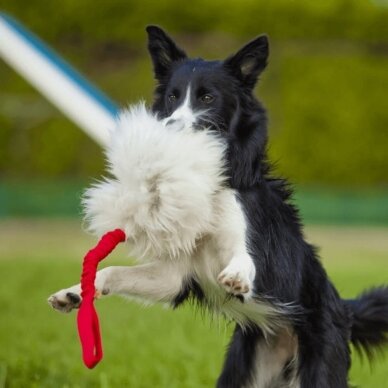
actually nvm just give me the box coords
[164,118,187,131]
[164,118,176,126]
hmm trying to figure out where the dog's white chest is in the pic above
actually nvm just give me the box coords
[191,241,283,334]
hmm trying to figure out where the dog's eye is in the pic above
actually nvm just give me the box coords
[168,94,177,103]
[201,94,214,104]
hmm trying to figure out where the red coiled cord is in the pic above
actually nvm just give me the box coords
[77,228,126,368]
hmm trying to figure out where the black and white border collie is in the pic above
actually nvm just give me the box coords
[49,26,388,387]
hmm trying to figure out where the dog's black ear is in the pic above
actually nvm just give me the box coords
[224,35,269,89]
[146,25,187,81]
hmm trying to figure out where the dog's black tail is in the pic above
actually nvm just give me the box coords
[345,286,388,358]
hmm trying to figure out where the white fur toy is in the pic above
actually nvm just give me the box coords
[83,103,227,259]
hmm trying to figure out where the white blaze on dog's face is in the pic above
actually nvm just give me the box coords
[162,85,198,130]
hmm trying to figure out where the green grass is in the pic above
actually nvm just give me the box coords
[0,220,387,387]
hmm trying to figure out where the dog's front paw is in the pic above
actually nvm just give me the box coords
[217,257,255,300]
[48,289,81,313]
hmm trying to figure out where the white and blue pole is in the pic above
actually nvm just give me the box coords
[0,12,119,146]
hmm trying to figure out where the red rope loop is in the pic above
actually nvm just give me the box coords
[77,228,126,368]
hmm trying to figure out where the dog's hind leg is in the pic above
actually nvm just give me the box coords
[217,325,299,388]
[217,324,263,388]
[296,322,350,388]
[48,260,188,313]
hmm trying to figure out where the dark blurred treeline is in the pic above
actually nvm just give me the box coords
[1,0,388,186]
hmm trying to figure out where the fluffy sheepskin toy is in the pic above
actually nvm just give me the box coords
[77,103,228,368]
[83,103,227,257]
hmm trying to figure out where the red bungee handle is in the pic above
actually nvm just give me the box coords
[77,228,126,369]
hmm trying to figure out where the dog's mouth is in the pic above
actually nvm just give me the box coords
[193,121,227,133]
[192,121,208,131]
[196,119,227,132]
[162,113,227,133]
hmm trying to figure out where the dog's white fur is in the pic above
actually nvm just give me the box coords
[48,103,290,334]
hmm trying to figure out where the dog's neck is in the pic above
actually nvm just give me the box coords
[226,99,269,190]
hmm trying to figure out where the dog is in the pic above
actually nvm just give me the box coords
[49,26,388,387]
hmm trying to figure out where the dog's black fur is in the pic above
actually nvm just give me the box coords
[146,26,388,387]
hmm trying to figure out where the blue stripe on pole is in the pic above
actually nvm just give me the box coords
[0,12,119,117]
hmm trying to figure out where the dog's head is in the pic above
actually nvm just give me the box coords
[146,26,269,188]
[146,26,268,133]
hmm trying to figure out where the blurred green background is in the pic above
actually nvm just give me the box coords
[0,1,387,387]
